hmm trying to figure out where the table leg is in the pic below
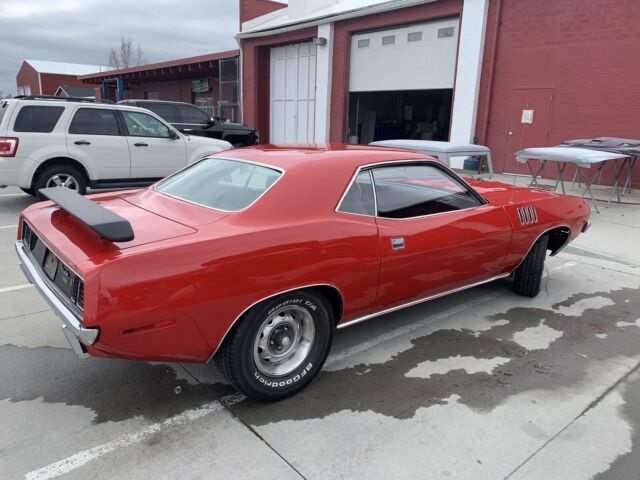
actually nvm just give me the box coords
[581,163,604,214]
[621,157,636,196]
[528,160,546,187]
[606,158,624,207]
[554,162,567,194]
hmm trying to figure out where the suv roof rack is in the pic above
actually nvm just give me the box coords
[13,95,113,104]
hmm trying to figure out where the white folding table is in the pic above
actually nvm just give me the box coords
[515,147,629,213]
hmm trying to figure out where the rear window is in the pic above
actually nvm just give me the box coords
[156,158,282,212]
[13,106,65,133]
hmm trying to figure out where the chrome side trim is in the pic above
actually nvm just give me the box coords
[207,283,345,361]
[15,241,98,349]
[336,273,510,330]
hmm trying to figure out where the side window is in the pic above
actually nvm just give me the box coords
[122,111,172,138]
[178,105,209,124]
[68,108,120,135]
[13,106,64,133]
[337,170,376,216]
[372,164,482,219]
[145,103,178,123]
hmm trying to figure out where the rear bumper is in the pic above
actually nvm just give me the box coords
[14,241,98,355]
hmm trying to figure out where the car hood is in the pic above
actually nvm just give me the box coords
[184,133,232,150]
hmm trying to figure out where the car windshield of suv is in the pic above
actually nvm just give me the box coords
[156,158,282,212]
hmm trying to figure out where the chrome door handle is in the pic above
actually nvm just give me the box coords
[391,237,405,250]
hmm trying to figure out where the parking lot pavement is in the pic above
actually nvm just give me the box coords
[1,186,640,480]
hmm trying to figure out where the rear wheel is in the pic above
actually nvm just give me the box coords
[216,290,333,401]
[512,234,549,297]
[34,164,87,200]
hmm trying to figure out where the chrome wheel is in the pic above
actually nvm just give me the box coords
[45,174,79,191]
[253,305,316,377]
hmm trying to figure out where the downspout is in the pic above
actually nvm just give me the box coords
[479,0,503,143]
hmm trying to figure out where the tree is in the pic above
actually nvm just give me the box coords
[108,37,146,69]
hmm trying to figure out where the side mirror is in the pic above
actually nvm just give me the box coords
[168,130,180,139]
[206,118,217,126]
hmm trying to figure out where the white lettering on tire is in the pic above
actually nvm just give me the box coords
[254,362,314,389]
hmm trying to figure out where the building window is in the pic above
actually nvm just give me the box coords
[357,38,370,48]
[144,91,160,100]
[17,85,31,96]
[382,35,396,46]
[437,27,455,38]
[407,32,422,42]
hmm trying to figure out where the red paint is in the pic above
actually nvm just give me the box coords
[240,0,287,27]
[476,0,640,186]
[19,145,590,364]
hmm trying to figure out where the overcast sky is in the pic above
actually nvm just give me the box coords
[0,0,242,96]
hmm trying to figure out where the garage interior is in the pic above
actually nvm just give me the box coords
[348,88,452,144]
[346,17,458,145]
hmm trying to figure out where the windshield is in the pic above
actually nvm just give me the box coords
[155,158,283,212]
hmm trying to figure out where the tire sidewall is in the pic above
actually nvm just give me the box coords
[35,165,87,198]
[236,292,333,399]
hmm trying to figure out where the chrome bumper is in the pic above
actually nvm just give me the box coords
[15,241,98,355]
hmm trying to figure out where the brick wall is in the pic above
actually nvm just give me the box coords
[240,0,286,27]
[476,0,640,186]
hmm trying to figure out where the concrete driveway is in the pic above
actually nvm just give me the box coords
[1,186,639,480]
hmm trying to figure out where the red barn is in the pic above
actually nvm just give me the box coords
[15,60,111,96]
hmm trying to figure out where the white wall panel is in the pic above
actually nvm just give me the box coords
[349,18,459,92]
[270,42,317,144]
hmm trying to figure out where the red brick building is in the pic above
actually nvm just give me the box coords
[80,50,240,119]
[238,0,640,185]
[16,60,111,96]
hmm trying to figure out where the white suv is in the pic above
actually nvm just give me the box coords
[0,97,232,198]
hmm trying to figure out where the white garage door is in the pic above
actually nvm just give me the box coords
[270,42,317,144]
[349,18,459,92]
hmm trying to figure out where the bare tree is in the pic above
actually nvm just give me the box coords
[108,37,146,69]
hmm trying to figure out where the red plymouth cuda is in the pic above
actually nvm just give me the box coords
[16,145,590,400]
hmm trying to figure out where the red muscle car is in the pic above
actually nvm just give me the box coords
[15,145,590,400]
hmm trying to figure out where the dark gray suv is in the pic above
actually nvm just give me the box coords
[119,100,258,147]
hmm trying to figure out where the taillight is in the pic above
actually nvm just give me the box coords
[0,137,19,157]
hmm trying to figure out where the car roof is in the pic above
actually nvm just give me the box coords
[218,144,433,172]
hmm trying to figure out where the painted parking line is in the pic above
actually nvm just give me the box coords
[0,224,18,229]
[0,193,27,197]
[25,400,229,480]
[0,284,33,294]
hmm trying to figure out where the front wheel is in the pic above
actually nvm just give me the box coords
[216,291,333,401]
[512,233,549,297]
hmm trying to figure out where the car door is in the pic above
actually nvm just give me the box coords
[371,162,512,310]
[120,109,187,179]
[175,104,220,139]
[66,107,131,180]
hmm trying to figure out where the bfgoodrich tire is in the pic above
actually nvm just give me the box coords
[216,291,334,401]
[34,164,87,200]
[512,233,549,297]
